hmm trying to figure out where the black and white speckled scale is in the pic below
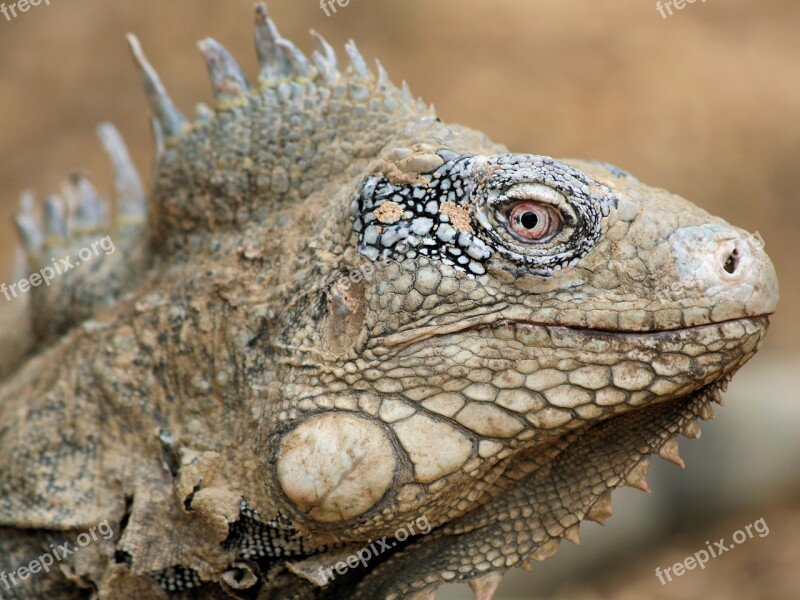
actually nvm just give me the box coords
[353,152,618,277]
[149,502,324,593]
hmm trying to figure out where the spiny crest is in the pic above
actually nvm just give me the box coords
[10,120,150,348]
[12,123,145,263]
[126,2,429,149]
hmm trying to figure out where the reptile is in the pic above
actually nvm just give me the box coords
[0,4,779,599]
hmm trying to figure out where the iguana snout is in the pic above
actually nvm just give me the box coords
[667,223,778,318]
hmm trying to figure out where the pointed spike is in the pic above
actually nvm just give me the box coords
[43,195,68,240]
[699,402,715,421]
[13,191,42,254]
[195,102,214,122]
[705,385,723,406]
[563,525,581,546]
[625,457,652,493]
[375,58,392,90]
[254,3,290,81]
[14,216,42,255]
[658,438,686,468]
[198,38,250,105]
[60,180,75,212]
[96,123,145,223]
[468,572,504,600]
[683,420,702,439]
[400,80,414,103]
[150,117,165,160]
[276,38,313,78]
[586,492,614,525]
[70,173,106,231]
[310,29,338,70]
[529,538,560,562]
[19,189,35,215]
[312,50,337,84]
[345,40,371,79]
[126,33,187,138]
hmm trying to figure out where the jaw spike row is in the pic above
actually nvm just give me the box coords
[529,538,560,562]
[625,457,652,493]
[585,492,613,525]
[683,420,702,439]
[345,40,372,79]
[96,123,145,223]
[699,403,716,421]
[468,571,504,600]
[198,38,251,105]
[126,33,187,138]
[253,2,291,81]
[658,438,686,468]
[563,525,581,546]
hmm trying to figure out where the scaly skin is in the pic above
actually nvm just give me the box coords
[0,4,778,599]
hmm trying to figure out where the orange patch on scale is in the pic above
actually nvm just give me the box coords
[440,202,473,233]
[373,201,403,224]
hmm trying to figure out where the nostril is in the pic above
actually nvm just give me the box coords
[723,246,740,275]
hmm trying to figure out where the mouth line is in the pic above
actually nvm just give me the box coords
[491,313,773,337]
[381,312,771,350]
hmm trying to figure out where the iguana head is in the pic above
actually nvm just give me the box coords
[134,6,777,598]
[273,117,777,597]
[4,3,778,598]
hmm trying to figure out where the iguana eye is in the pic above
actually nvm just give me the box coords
[507,202,562,242]
[356,154,616,276]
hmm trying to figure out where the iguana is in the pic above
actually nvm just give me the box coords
[0,4,779,599]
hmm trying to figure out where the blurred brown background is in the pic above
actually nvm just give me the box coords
[1,1,798,599]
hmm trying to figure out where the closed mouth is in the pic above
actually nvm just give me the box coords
[380,313,771,351]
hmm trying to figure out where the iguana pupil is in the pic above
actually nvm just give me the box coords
[507,201,561,242]
[519,211,538,229]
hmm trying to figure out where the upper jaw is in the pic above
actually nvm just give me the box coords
[376,307,770,351]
